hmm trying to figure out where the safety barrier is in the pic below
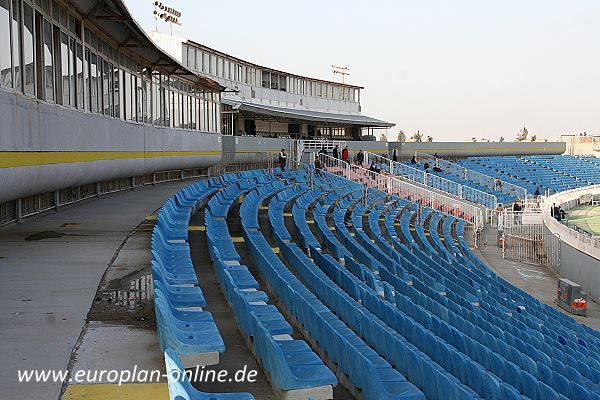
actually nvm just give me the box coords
[418,152,527,200]
[364,152,498,208]
[318,153,484,229]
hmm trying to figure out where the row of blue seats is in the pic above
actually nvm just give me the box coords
[268,183,426,400]
[285,184,486,399]
[152,177,256,400]
[360,189,600,398]
[204,173,338,392]
[312,182,599,399]
[239,173,424,399]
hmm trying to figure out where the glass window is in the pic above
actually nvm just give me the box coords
[0,0,12,87]
[123,70,132,120]
[151,74,159,125]
[199,96,205,131]
[202,52,208,73]
[136,74,143,122]
[209,54,215,75]
[23,2,35,96]
[59,32,69,105]
[181,45,188,67]
[88,51,98,112]
[112,65,120,117]
[195,50,202,73]
[102,59,111,115]
[162,87,170,127]
[189,47,196,70]
[181,93,188,128]
[84,48,91,110]
[143,77,150,123]
[279,75,286,92]
[169,90,176,128]
[74,42,83,108]
[261,71,269,88]
[202,99,208,131]
[190,96,196,129]
[11,0,21,90]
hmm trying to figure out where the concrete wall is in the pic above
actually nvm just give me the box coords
[0,89,222,204]
[383,141,566,158]
[542,186,600,300]
[304,140,565,158]
[558,240,600,302]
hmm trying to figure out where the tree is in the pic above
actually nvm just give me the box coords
[412,130,423,142]
[531,134,537,142]
[397,130,406,142]
[499,136,505,142]
[379,132,388,142]
[516,127,528,142]
[427,135,433,142]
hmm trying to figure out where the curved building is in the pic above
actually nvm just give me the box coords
[150,31,395,140]
[0,0,224,223]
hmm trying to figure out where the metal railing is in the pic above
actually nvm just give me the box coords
[501,210,561,267]
[212,151,274,175]
[318,153,484,229]
[417,152,528,200]
[364,151,497,208]
[0,168,208,227]
[296,139,347,162]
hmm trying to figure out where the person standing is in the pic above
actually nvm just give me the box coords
[333,145,339,159]
[314,156,323,177]
[357,150,364,166]
[497,207,505,247]
[392,147,398,162]
[278,148,287,171]
[513,200,522,225]
[319,146,328,156]
[342,146,349,163]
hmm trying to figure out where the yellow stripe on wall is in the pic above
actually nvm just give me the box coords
[63,383,168,399]
[0,151,222,168]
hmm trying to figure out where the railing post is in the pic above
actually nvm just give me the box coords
[16,198,22,222]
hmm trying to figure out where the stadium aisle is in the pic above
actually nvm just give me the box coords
[0,181,191,400]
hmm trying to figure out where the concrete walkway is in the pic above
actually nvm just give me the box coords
[0,181,191,400]
[476,224,600,332]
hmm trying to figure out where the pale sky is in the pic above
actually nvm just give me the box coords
[126,0,599,141]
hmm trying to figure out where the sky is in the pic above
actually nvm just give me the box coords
[126,0,600,141]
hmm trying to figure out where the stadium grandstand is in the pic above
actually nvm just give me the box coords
[1,1,600,400]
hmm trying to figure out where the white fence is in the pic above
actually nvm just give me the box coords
[501,210,561,267]
[318,153,484,229]
[296,139,347,162]
[417,152,528,201]
[365,151,498,208]
[542,185,600,260]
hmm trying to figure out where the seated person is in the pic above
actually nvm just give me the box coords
[369,161,381,174]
